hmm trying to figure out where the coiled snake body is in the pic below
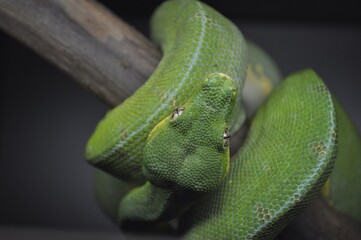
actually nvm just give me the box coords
[86,0,360,239]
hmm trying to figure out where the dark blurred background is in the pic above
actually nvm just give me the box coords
[0,0,360,239]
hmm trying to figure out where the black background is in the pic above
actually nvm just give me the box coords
[0,0,360,237]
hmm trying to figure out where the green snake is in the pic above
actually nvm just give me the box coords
[85,0,361,239]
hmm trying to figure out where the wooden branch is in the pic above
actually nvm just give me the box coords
[0,0,161,106]
[0,1,360,239]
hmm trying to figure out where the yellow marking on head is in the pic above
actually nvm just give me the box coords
[147,117,169,141]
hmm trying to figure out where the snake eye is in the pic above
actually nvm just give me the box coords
[223,128,230,148]
[170,107,185,121]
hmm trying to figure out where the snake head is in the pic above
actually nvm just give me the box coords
[143,73,238,193]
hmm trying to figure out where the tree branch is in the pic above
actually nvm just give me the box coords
[0,0,160,106]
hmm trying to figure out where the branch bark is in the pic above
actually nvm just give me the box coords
[0,0,360,239]
[0,0,161,106]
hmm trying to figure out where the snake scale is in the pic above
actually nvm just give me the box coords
[85,0,361,239]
